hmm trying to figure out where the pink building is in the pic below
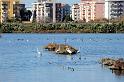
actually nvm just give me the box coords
[95,0,105,19]
[80,0,104,22]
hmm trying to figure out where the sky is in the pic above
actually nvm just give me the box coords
[21,0,80,7]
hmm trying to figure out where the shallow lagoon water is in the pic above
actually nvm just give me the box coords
[0,33,124,82]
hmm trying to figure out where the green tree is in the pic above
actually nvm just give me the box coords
[62,15,73,22]
[20,8,32,21]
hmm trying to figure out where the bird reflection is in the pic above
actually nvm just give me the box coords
[66,55,73,60]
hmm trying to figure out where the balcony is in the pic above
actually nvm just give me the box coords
[111,9,123,12]
[1,5,8,9]
[110,13,122,16]
[111,4,123,8]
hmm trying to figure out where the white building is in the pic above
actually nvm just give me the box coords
[30,0,52,22]
[30,2,44,22]
[72,4,80,21]
[31,0,62,23]
[105,0,124,19]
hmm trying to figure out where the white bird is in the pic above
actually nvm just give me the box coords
[77,47,81,53]
[55,45,60,53]
[66,48,72,54]
[26,39,29,42]
[36,48,42,57]
[77,50,80,53]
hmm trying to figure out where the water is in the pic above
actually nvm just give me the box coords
[0,33,124,82]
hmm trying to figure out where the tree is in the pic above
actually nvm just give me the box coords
[62,15,73,22]
[20,8,32,21]
[20,8,26,21]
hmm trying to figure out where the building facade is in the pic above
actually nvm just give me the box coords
[72,4,80,21]
[80,0,104,22]
[31,2,44,22]
[0,0,20,23]
[95,1,105,19]
[13,4,25,19]
[31,0,62,23]
[105,0,124,19]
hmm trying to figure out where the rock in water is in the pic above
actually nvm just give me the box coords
[44,43,78,55]
[101,58,115,66]
[55,44,78,55]
[109,59,124,70]
[100,58,124,70]
[44,43,58,51]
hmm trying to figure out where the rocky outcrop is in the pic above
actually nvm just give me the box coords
[44,43,78,55]
[101,58,115,66]
[55,44,78,54]
[109,58,124,70]
[101,58,124,70]
[44,43,58,51]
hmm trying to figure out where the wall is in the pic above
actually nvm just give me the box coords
[95,3,104,19]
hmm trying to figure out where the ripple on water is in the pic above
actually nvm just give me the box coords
[0,34,124,82]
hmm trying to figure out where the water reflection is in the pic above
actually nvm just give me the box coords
[112,70,124,76]
[66,55,73,61]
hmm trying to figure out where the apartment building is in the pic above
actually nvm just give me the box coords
[13,4,25,19]
[80,0,104,22]
[105,0,124,19]
[31,2,44,22]
[0,0,20,23]
[31,0,62,23]
[72,4,80,21]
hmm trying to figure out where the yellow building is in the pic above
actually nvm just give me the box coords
[0,0,20,23]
